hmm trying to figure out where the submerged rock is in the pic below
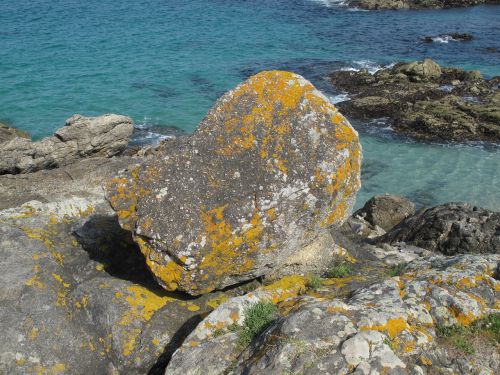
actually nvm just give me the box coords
[354,195,416,232]
[106,70,362,296]
[423,33,474,43]
[0,114,134,175]
[379,202,500,255]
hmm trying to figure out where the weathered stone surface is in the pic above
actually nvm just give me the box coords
[329,59,500,143]
[165,254,500,375]
[0,193,233,375]
[0,122,30,144]
[354,195,416,232]
[379,202,500,255]
[106,71,362,295]
[0,114,134,175]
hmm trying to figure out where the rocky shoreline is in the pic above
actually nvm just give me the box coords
[329,58,500,143]
[347,0,500,10]
[0,72,498,374]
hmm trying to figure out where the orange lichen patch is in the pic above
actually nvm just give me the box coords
[447,305,477,326]
[326,306,348,314]
[197,205,264,292]
[74,295,89,309]
[188,340,199,347]
[230,310,240,323]
[266,207,277,221]
[361,318,409,339]
[25,264,47,289]
[186,303,200,312]
[33,363,66,375]
[118,285,176,357]
[135,237,183,291]
[397,279,406,299]
[263,275,308,304]
[419,355,433,366]
[455,276,483,290]
[204,320,226,331]
[322,275,364,290]
[22,227,64,265]
[402,340,416,353]
[205,294,229,309]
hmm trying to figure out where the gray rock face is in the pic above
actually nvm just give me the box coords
[165,254,500,375]
[379,202,500,255]
[106,70,362,296]
[0,122,30,144]
[354,195,416,232]
[0,114,134,175]
[0,165,228,375]
[393,58,442,81]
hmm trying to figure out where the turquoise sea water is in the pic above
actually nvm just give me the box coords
[1,0,499,209]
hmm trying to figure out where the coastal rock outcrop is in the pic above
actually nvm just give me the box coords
[354,194,416,232]
[329,59,500,143]
[165,253,500,375]
[0,122,30,143]
[0,114,134,175]
[106,70,362,296]
[347,0,499,10]
[379,202,500,255]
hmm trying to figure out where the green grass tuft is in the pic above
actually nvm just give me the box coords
[326,263,352,278]
[389,262,408,277]
[306,275,323,289]
[237,301,277,347]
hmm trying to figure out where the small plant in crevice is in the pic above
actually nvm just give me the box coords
[326,263,352,278]
[389,262,408,277]
[237,301,278,348]
[306,275,323,290]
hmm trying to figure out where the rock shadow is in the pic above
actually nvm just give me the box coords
[73,214,159,288]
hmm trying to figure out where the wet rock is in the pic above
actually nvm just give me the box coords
[423,33,474,43]
[354,195,416,232]
[0,122,30,144]
[379,202,500,255]
[165,254,500,375]
[393,58,442,81]
[347,0,495,10]
[329,59,500,143]
[0,114,134,175]
[106,71,362,296]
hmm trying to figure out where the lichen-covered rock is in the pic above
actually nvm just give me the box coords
[0,114,134,175]
[0,155,238,375]
[166,254,500,375]
[354,195,416,232]
[393,59,442,81]
[379,202,500,255]
[106,70,362,295]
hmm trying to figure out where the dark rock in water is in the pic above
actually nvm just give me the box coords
[423,33,474,43]
[106,70,362,296]
[379,202,500,255]
[329,58,500,143]
[347,0,497,10]
[354,195,416,232]
[0,114,134,175]
[0,121,30,143]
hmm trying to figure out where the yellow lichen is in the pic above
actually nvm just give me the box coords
[361,318,409,339]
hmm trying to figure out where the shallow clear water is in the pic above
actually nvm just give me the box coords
[1,0,499,209]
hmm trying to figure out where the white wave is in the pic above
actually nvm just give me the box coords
[309,0,348,7]
[432,36,452,44]
[329,93,350,104]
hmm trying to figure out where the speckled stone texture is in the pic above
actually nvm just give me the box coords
[106,70,362,295]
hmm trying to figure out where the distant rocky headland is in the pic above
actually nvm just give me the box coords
[0,71,498,375]
[347,0,500,10]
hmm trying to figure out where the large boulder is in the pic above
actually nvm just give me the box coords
[106,70,362,296]
[0,114,134,175]
[393,58,442,81]
[379,202,500,255]
[354,195,416,232]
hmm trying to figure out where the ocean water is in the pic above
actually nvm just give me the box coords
[1,0,499,209]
